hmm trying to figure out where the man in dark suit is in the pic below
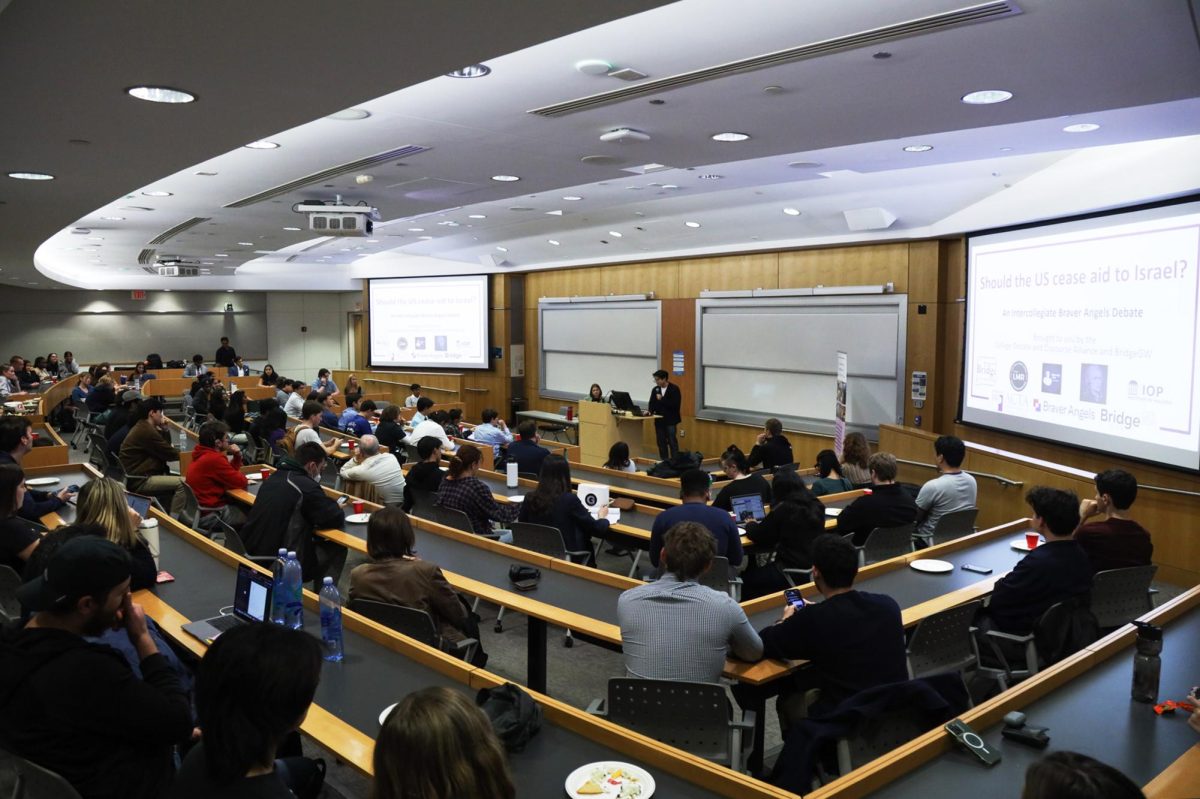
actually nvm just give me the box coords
[834,452,918,546]
[644,369,681,460]
[501,420,549,476]
[982,486,1092,634]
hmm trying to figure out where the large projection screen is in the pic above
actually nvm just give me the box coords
[368,275,490,369]
[963,199,1200,471]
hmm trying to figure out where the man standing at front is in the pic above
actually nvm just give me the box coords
[214,337,237,368]
[619,521,762,682]
[914,435,977,545]
[644,369,681,461]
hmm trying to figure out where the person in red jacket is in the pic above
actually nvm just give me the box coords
[185,420,248,517]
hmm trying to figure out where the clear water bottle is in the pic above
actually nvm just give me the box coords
[319,576,344,662]
[283,551,304,630]
[1131,621,1162,703]
[133,377,141,391]
[269,548,288,625]
[178,427,187,447]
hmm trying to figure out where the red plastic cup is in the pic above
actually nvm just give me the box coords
[30,432,39,441]
[260,467,270,480]
[352,500,365,515]
[1025,531,1039,550]
[348,440,356,452]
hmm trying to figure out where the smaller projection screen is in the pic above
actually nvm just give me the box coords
[368,275,490,369]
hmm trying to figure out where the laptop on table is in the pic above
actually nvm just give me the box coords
[730,493,766,524]
[181,563,273,644]
[609,390,642,415]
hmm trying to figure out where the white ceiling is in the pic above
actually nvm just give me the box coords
[5,0,1200,291]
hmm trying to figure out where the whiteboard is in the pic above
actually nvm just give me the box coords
[697,295,906,436]
[539,301,661,400]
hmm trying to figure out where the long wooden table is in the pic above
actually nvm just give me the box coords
[143,509,792,799]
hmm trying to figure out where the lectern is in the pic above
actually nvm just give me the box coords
[578,400,658,466]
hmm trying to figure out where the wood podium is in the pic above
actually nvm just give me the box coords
[578,400,657,466]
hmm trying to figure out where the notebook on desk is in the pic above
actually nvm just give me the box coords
[181,563,272,644]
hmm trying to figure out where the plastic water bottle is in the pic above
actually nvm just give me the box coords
[319,576,344,662]
[506,461,519,489]
[1131,621,1162,703]
[133,377,141,391]
[178,427,187,447]
[283,551,304,630]
[269,548,288,625]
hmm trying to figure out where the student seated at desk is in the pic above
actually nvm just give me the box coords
[312,367,338,396]
[227,355,251,377]
[468,408,513,458]
[58,350,82,378]
[0,465,40,572]
[914,435,977,541]
[349,507,485,665]
[835,452,918,546]
[127,361,156,384]
[518,455,609,564]
[649,469,743,570]
[259,363,277,386]
[86,375,117,419]
[442,408,464,439]
[711,445,771,511]
[402,436,446,511]
[1073,468,1153,573]
[284,380,308,418]
[618,521,762,683]
[603,441,637,473]
[76,477,157,591]
[755,533,908,721]
[118,397,182,504]
[338,397,376,437]
[342,374,362,406]
[410,396,434,426]
[69,371,93,405]
[742,471,826,598]
[839,432,873,487]
[405,411,456,455]
[374,404,407,463]
[250,407,288,458]
[500,421,549,476]
[375,687,514,799]
[435,446,518,541]
[339,435,406,506]
[0,417,74,520]
[186,420,249,511]
[288,401,341,458]
[746,417,793,471]
[404,383,422,409]
[810,449,854,496]
[183,353,208,378]
[223,390,250,441]
[171,624,325,799]
[979,486,1092,636]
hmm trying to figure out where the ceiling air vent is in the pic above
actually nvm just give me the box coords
[529,1,1021,117]
[137,248,158,265]
[148,217,211,245]
[225,145,430,207]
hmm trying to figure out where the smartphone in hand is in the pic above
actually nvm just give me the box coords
[784,588,806,610]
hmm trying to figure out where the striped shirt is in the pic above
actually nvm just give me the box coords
[617,574,763,683]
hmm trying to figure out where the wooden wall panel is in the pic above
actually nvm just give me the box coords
[777,242,911,292]
[905,303,940,430]
[524,260,680,306]
[907,240,941,302]
[675,253,779,296]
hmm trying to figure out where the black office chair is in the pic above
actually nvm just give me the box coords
[346,598,478,664]
[0,745,83,798]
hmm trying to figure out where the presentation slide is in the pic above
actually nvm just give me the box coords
[369,275,490,369]
[963,200,1200,471]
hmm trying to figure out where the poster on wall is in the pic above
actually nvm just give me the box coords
[834,351,848,457]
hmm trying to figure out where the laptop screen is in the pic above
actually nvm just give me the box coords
[609,390,636,411]
[233,564,273,622]
[124,491,152,519]
[730,493,766,523]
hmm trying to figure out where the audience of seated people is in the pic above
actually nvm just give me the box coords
[835,452,918,546]
[648,468,743,571]
[339,433,407,505]
[0,416,75,519]
[404,407,457,454]
[517,454,609,564]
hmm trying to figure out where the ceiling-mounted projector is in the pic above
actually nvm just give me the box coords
[294,199,381,236]
[156,258,200,277]
[600,127,650,143]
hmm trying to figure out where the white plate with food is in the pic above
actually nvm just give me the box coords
[909,558,954,574]
[24,477,59,487]
[506,494,524,502]
[824,507,843,517]
[1010,536,1042,552]
[565,762,654,798]
[244,473,264,482]
[345,513,371,524]
[378,703,397,726]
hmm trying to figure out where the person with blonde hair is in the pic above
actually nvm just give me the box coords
[75,476,157,589]
[839,432,872,486]
[373,686,514,799]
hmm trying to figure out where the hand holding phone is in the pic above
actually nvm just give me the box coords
[784,588,806,610]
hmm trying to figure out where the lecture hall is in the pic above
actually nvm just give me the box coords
[1,1,1199,798]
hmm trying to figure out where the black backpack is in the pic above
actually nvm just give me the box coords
[145,353,164,369]
[1035,594,1100,666]
[476,682,542,752]
[647,450,703,478]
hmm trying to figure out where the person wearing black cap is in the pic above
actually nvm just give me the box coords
[0,537,193,799]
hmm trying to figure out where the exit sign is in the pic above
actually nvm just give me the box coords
[131,290,146,300]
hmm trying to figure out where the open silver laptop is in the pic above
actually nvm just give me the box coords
[181,563,272,644]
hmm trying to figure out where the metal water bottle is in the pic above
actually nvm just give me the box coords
[1131,621,1162,703]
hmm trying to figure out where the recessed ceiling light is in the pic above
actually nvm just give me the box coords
[194,171,218,176]
[446,64,491,78]
[468,214,487,219]
[408,228,424,232]
[367,239,379,243]
[902,144,934,152]
[608,231,623,237]
[283,226,301,231]
[711,132,750,142]
[142,190,173,197]
[783,207,801,216]
[575,59,613,75]
[685,221,701,228]
[496,246,508,252]
[244,140,280,149]
[697,174,723,180]
[86,236,104,241]
[547,239,560,246]
[126,86,195,104]
[1063,123,1100,133]
[491,175,520,182]
[215,253,229,257]
[237,241,253,246]
[326,108,371,120]
[163,289,172,292]
[562,196,583,201]
[7,171,54,181]
[101,216,124,221]
[961,89,1013,105]
[227,289,235,293]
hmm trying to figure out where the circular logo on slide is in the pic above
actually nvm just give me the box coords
[394,337,408,351]
[1009,361,1028,391]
